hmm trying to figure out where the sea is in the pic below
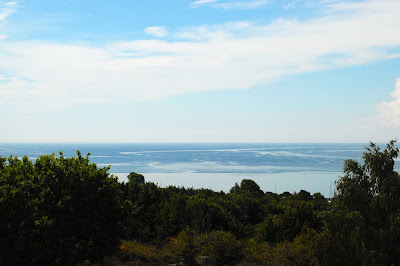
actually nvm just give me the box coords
[0,143,395,197]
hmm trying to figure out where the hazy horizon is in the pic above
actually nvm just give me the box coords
[0,142,369,196]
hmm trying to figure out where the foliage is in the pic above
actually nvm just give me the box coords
[195,230,242,265]
[127,172,145,184]
[3,141,400,265]
[164,227,198,264]
[316,140,400,265]
[0,152,123,264]
[120,240,162,263]
[230,179,264,197]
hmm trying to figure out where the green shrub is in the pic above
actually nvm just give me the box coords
[195,230,242,265]
[0,152,123,264]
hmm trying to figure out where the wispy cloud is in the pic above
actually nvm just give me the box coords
[378,78,400,127]
[175,21,251,40]
[191,0,220,7]
[0,1,17,41]
[0,0,399,112]
[0,1,17,21]
[191,0,268,9]
[144,26,168,38]
[0,75,36,97]
[213,0,269,9]
[282,2,296,9]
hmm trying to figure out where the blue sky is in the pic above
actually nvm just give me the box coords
[0,0,399,142]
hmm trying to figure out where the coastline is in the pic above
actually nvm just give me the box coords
[112,171,340,197]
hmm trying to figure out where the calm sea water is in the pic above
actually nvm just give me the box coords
[0,143,393,196]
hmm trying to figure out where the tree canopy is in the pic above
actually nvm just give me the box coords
[1,141,400,264]
[0,152,123,264]
[319,140,400,265]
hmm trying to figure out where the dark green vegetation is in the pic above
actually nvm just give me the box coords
[0,152,122,264]
[0,141,399,265]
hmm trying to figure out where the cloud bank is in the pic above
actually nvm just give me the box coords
[378,78,400,127]
[0,0,400,112]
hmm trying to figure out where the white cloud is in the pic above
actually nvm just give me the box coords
[0,1,16,42]
[191,0,268,9]
[378,78,400,127]
[0,0,400,113]
[213,0,269,9]
[191,0,220,6]
[175,21,251,40]
[385,54,400,60]
[0,1,17,21]
[0,75,37,97]
[282,2,296,9]
[144,26,168,38]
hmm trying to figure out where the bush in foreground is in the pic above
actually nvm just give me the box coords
[0,152,123,264]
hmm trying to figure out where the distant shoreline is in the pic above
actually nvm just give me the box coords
[112,171,340,197]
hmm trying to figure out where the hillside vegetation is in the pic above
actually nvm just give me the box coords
[0,141,399,265]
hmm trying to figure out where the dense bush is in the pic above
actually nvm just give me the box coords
[0,152,123,264]
[315,140,400,265]
[1,140,400,265]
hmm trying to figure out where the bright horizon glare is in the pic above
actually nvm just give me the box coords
[0,0,399,143]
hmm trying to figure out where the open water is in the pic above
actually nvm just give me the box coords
[0,143,393,196]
